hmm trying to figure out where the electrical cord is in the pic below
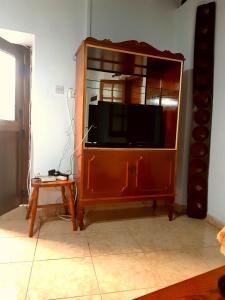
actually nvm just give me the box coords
[69,124,96,175]
[58,91,75,174]
[57,85,96,177]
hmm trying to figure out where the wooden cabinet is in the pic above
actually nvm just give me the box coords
[82,149,175,199]
[83,149,129,198]
[75,38,184,229]
[134,150,175,195]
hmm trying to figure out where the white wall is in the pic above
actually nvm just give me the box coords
[0,0,85,177]
[172,0,202,206]
[0,0,87,203]
[207,0,225,224]
[90,0,176,51]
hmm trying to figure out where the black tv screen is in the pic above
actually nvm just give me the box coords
[88,104,98,143]
[127,104,164,147]
[98,101,128,145]
[87,101,164,147]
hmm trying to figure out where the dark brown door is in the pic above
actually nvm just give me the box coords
[0,36,30,215]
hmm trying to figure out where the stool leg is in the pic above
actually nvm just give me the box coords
[67,185,77,231]
[26,188,36,220]
[29,187,39,237]
[61,186,68,215]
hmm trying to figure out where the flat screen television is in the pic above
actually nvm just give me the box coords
[87,101,164,148]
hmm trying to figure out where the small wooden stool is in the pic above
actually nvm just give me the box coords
[26,179,77,237]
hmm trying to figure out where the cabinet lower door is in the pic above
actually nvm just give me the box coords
[135,151,175,195]
[82,149,176,199]
[83,150,130,198]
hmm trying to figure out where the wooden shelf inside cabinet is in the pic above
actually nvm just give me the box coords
[75,37,184,230]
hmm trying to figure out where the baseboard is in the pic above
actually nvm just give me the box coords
[174,203,187,214]
[206,214,225,230]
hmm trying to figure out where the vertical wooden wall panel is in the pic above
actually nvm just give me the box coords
[187,2,216,218]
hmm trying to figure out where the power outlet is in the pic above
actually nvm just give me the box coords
[56,85,64,95]
[68,88,75,98]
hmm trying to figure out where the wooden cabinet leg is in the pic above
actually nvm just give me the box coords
[152,200,157,211]
[61,186,68,215]
[67,185,77,231]
[78,207,85,230]
[168,198,174,221]
[29,187,39,237]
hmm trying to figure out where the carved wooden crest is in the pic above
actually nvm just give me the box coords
[84,37,184,61]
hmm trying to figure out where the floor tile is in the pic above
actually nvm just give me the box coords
[87,230,142,256]
[39,219,75,236]
[0,236,37,263]
[0,262,31,300]
[58,296,101,300]
[28,257,99,299]
[124,215,170,234]
[145,248,210,286]
[0,207,222,300]
[101,287,161,300]
[92,253,163,293]
[126,215,219,252]
[0,206,28,221]
[0,219,38,238]
[189,224,219,247]
[84,220,126,234]
[35,232,90,260]
[125,221,178,252]
[195,246,225,270]
[85,204,155,224]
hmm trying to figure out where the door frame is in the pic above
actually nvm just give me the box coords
[0,36,31,206]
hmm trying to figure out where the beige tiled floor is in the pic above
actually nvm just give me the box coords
[0,205,224,300]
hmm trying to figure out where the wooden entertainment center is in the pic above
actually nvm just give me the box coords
[75,37,184,230]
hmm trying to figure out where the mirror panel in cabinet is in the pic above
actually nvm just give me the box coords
[85,46,182,149]
[87,46,148,76]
